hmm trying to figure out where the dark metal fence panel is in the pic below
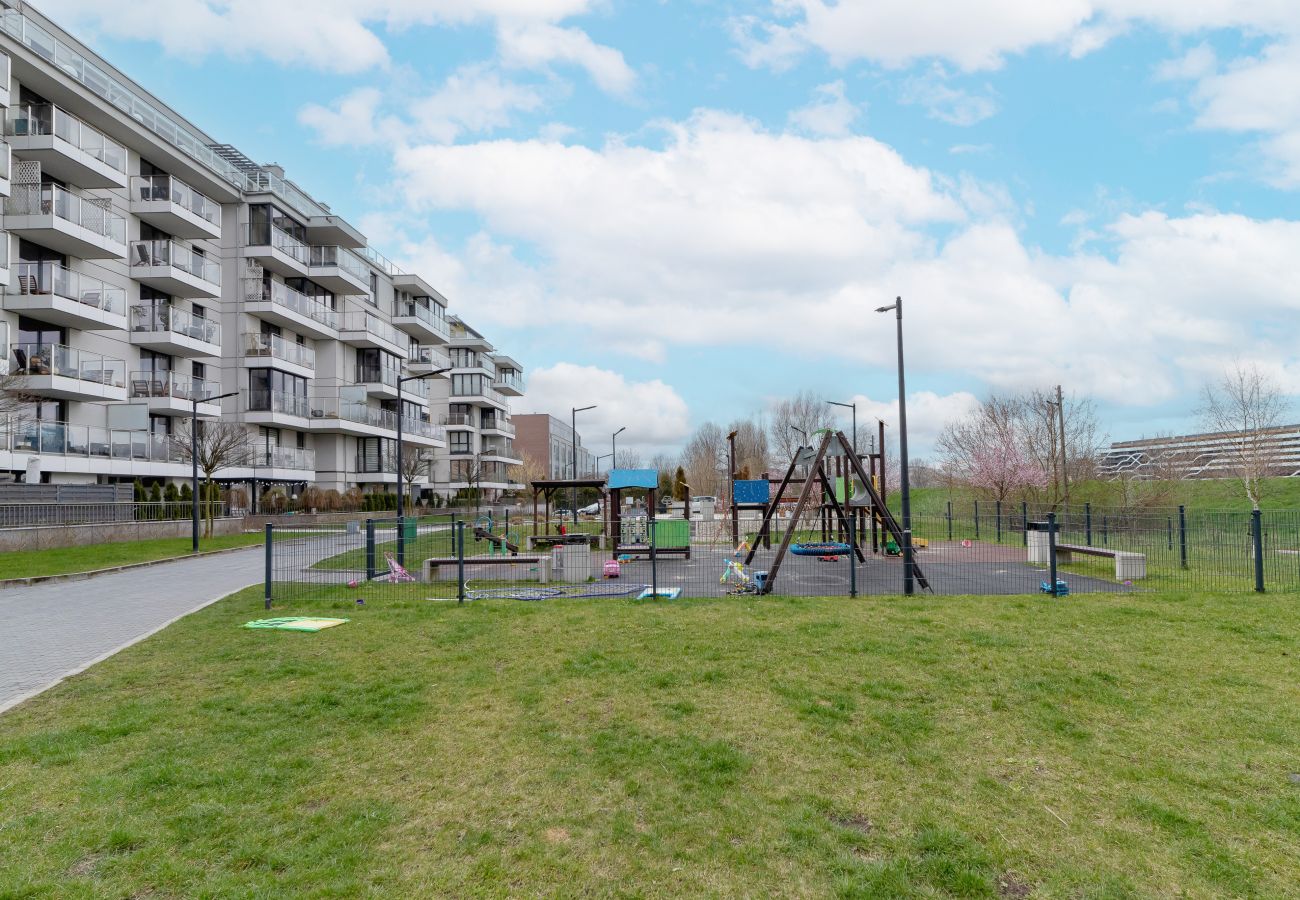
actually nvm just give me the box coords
[0,501,231,527]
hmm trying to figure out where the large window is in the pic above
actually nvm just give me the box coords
[450,432,471,454]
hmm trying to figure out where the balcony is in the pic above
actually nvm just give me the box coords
[308,245,369,294]
[339,312,407,357]
[3,102,127,188]
[129,175,222,240]
[5,262,127,330]
[243,279,339,340]
[402,416,444,446]
[0,141,10,198]
[481,441,521,463]
[0,416,183,467]
[408,345,451,374]
[494,369,526,396]
[128,371,221,416]
[243,223,309,277]
[479,416,516,437]
[449,321,493,351]
[451,380,508,409]
[245,389,311,427]
[0,52,9,110]
[253,445,317,472]
[4,183,127,259]
[130,304,221,356]
[307,396,397,438]
[304,214,365,249]
[0,227,8,288]
[243,332,315,377]
[130,240,221,298]
[9,342,126,401]
[392,299,450,343]
[354,449,398,482]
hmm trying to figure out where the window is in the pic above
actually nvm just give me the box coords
[139,349,171,374]
[450,431,471,454]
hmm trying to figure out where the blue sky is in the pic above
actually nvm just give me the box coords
[43,0,1300,458]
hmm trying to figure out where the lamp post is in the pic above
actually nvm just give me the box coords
[612,425,626,469]
[594,452,613,472]
[397,367,450,518]
[876,296,913,594]
[827,399,857,458]
[571,405,596,526]
[191,390,240,553]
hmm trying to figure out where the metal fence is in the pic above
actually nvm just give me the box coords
[262,502,1300,607]
[0,501,231,528]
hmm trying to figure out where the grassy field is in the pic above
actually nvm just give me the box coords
[0,532,268,581]
[3,588,1298,897]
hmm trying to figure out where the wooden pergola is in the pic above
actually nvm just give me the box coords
[530,477,610,539]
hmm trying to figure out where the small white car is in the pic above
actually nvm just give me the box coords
[578,502,601,516]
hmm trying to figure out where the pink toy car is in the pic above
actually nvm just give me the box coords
[603,560,621,579]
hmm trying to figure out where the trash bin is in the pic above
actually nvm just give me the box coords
[346,520,360,536]
[400,519,417,542]
[1026,521,1054,564]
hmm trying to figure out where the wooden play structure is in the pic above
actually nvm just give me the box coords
[743,429,929,594]
[608,468,691,559]
[528,477,609,549]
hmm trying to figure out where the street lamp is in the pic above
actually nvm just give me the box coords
[594,452,613,472]
[827,400,857,458]
[571,405,596,526]
[192,390,240,553]
[397,367,450,518]
[612,426,626,468]
[876,296,913,595]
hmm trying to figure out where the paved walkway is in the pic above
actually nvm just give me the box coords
[0,546,268,715]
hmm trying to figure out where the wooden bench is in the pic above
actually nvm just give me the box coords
[1055,544,1146,580]
[424,555,551,583]
[526,533,603,551]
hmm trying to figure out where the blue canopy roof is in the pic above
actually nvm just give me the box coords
[608,468,658,489]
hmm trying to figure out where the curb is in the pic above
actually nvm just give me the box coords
[0,542,264,591]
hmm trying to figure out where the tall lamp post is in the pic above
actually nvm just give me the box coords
[827,399,857,458]
[876,296,913,595]
[192,390,240,553]
[612,425,626,469]
[571,404,596,526]
[397,367,450,518]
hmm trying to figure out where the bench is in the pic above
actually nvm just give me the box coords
[424,555,551,583]
[1055,544,1145,580]
[526,533,603,551]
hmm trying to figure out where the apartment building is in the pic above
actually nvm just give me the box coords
[0,4,524,502]
[512,413,596,480]
[1100,425,1300,479]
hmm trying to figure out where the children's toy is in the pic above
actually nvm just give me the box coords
[637,587,682,599]
[1040,579,1070,596]
[790,541,852,557]
[603,559,621,578]
[381,552,415,583]
[721,558,760,594]
[243,617,348,632]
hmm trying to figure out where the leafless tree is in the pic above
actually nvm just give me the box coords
[400,447,432,504]
[1108,437,1185,510]
[727,416,769,479]
[1021,388,1104,504]
[681,422,728,497]
[1,369,35,419]
[614,448,644,469]
[768,389,834,466]
[1198,362,1293,509]
[171,420,252,536]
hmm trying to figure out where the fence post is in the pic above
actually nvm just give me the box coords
[1102,515,1108,546]
[974,501,980,541]
[365,519,376,581]
[1085,502,1092,546]
[397,514,406,568]
[1252,509,1265,593]
[1178,505,1187,569]
[946,500,953,541]
[650,510,658,598]
[1166,516,1172,551]
[263,523,273,610]
[1021,501,1028,546]
[1047,511,1058,597]
[996,500,1002,543]
[903,528,915,596]
[848,516,857,599]
[457,520,466,604]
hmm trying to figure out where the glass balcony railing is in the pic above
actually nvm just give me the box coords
[4,183,126,245]
[0,415,183,462]
[480,417,516,437]
[256,446,316,470]
[130,240,221,286]
[247,389,310,418]
[9,342,125,388]
[128,371,215,402]
[411,345,451,369]
[131,304,220,345]
[356,364,399,389]
[360,244,401,277]
[246,223,309,264]
[441,413,474,427]
[254,281,340,331]
[310,397,398,431]
[309,245,369,281]
[3,102,127,172]
[394,299,450,337]
[242,332,315,369]
[403,416,442,440]
[13,262,126,317]
[481,442,517,458]
[130,174,219,225]
[494,370,526,392]
[340,312,404,349]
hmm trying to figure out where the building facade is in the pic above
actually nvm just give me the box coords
[0,5,524,502]
[1100,426,1300,479]
[513,413,596,480]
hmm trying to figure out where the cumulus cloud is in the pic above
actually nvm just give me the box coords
[788,81,861,136]
[829,391,983,456]
[900,66,998,126]
[497,22,636,96]
[519,364,691,456]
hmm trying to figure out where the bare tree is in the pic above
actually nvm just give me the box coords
[614,448,644,469]
[1199,362,1293,510]
[1021,388,1104,504]
[768,389,834,466]
[0,369,33,417]
[727,416,769,478]
[172,420,252,536]
[400,447,432,504]
[681,421,727,496]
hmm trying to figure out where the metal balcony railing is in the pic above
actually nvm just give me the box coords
[256,446,316,470]
[130,174,219,225]
[13,262,126,316]
[242,332,315,369]
[394,300,450,337]
[130,240,221,286]
[0,415,183,463]
[9,342,125,388]
[247,389,310,418]
[254,281,340,330]
[128,371,215,402]
[131,304,221,345]
[5,183,126,244]
[4,101,127,172]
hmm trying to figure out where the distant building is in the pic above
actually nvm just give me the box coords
[1100,425,1300,479]
[513,414,595,479]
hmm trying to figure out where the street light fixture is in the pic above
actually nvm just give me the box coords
[397,367,451,519]
[571,405,597,526]
[827,400,857,459]
[876,296,913,595]
[612,426,626,468]
[191,390,240,553]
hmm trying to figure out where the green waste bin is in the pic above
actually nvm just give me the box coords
[401,519,417,542]
[653,519,689,548]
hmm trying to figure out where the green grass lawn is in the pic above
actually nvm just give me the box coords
[0,533,269,581]
[3,588,1298,897]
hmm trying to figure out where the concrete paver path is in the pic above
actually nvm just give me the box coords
[1,546,267,715]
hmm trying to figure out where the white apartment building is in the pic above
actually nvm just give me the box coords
[0,4,524,504]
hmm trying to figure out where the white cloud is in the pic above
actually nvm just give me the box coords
[409,65,546,143]
[900,66,998,126]
[1155,43,1217,81]
[519,364,691,456]
[841,391,984,456]
[298,88,397,147]
[497,22,636,96]
[788,80,861,136]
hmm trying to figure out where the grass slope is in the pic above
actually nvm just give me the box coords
[2,589,1298,897]
[0,532,267,581]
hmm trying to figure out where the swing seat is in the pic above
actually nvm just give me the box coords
[790,542,852,557]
